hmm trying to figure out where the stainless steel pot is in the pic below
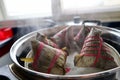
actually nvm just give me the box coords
[10,22,120,80]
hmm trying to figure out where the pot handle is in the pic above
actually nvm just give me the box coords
[82,20,101,26]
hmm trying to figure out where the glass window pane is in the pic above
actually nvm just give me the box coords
[4,0,52,18]
[61,0,120,10]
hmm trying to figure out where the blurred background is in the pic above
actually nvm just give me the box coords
[0,0,120,22]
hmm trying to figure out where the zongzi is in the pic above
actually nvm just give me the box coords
[74,28,118,70]
[29,40,67,75]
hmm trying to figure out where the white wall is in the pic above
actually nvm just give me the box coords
[0,1,4,21]
[0,10,4,21]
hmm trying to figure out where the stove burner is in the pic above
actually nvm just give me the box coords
[0,75,10,80]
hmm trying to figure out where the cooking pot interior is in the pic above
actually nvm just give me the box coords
[9,25,120,80]
[13,26,120,68]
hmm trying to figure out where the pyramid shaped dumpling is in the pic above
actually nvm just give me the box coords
[30,40,67,75]
[74,26,90,52]
[74,28,118,70]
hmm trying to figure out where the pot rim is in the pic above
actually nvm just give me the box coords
[10,25,120,79]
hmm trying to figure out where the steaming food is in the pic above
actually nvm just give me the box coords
[51,26,70,48]
[22,26,119,75]
[74,28,118,70]
[51,26,80,53]
[36,33,59,48]
[29,40,66,75]
[74,26,90,52]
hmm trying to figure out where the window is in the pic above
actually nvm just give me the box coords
[62,0,103,11]
[61,0,120,11]
[52,0,120,22]
[2,0,52,19]
[1,0,120,21]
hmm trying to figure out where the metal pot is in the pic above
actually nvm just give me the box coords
[10,21,120,80]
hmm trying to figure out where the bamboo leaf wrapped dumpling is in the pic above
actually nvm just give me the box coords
[74,28,118,70]
[74,26,90,52]
[51,26,79,53]
[29,40,67,75]
[51,26,70,48]
[36,33,59,48]
[65,26,79,53]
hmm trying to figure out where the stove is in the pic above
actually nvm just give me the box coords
[0,65,17,80]
[0,20,120,80]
